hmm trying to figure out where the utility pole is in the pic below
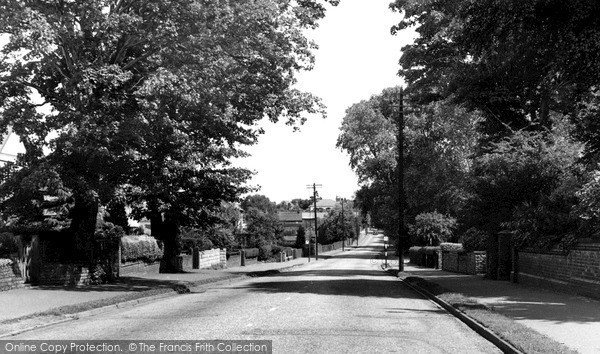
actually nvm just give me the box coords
[340,198,345,251]
[307,183,322,260]
[397,87,405,272]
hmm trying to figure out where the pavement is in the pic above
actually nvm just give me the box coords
[401,263,600,354]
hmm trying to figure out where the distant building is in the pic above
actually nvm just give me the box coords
[277,210,303,242]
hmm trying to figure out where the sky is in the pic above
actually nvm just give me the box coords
[234,0,416,203]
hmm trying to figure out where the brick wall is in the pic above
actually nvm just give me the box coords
[38,263,90,286]
[518,243,600,299]
[442,251,486,275]
[120,260,161,275]
[181,248,227,270]
[0,259,25,291]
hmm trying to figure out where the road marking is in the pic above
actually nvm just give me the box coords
[269,307,278,312]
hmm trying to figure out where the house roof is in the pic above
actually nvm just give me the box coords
[316,199,337,208]
[277,211,303,222]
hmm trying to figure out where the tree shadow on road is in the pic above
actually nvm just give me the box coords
[230,274,422,299]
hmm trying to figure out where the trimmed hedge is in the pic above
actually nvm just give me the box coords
[243,248,259,258]
[409,246,440,268]
[440,242,464,253]
[121,235,163,263]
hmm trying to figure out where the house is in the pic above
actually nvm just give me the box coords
[277,211,303,242]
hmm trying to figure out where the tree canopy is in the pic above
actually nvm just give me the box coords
[0,0,338,271]
[391,0,600,141]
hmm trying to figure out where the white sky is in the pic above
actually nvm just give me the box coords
[235,0,416,203]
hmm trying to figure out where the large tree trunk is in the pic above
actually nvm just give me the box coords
[158,212,183,273]
[70,190,99,262]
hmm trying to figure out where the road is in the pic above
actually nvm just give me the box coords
[14,233,500,353]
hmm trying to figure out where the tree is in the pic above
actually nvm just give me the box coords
[0,0,338,270]
[338,87,479,240]
[391,0,600,140]
[241,195,277,214]
[465,117,584,247]
[317,208,356,244]
[408,212,456,246]
[291,198,312,211]
[244,207,283,248]
[294,225,306,249]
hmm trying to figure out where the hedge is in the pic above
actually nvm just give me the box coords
[440,242,464,253]
[121,235,163,263]
[242,248,259,258]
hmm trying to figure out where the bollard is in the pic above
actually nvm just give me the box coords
[241,249,246,267]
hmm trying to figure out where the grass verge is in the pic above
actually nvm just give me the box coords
[403,276,577,354]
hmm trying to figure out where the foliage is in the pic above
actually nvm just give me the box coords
[460,228,488,252]
[120,235,163,263]
[241,195,277,214]
[180,227,213,253]
[0,232,18,257]
[291,198,312,211]
[574,171,600,239]
[0,0,337,266]
[465,125,584,248]
[439,243,464,253]
[391,0,600,140]
[94,222,125,241]
[295,226,306,249]
[317,208,357,244]
[244,207,283,248]
[338,88,478,241]
[409,212,456,246]
[257,244,272,262]
[243,248,259,259]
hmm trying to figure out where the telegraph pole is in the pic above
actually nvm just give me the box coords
[307,183,322,260]
[397,87,405,272]
[340,198,346,251]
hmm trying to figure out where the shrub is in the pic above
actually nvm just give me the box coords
[295,226,306,249]
[460,228,488,252]
[95,222,125,240]
[258,244,272,261]
[180,228,213,253]
[243,248,259,258]
[181,237,213,253]
[0,232,18,257]
[121,235,163,263]
[409,212,457,246]
[440,242,464,253]
[271,244,283,255]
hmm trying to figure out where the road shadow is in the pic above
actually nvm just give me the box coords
[26,275,222,293]
[231,277,422,299]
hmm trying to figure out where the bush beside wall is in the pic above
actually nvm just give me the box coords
[409,246,440,268]
[121,235,163,263]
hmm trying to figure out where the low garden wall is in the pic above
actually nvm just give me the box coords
[442,251,486,275]
[38,263,90,286]
[517,242,600,299]
[0,259,25,291]
[120,260,161,275]
[439,243,486,275]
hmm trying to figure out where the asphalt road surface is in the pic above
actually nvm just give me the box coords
[14,233,500,353]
